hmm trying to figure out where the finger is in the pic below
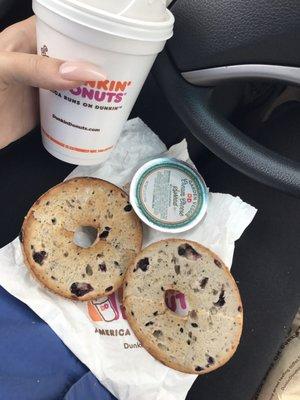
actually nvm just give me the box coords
[0,17,37,53]
[0,52,105,90]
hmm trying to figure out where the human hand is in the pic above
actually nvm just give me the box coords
[0,16,105,149]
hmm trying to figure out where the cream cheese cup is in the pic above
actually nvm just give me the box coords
[130,158,209,233]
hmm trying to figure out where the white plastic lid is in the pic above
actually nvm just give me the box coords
[77,0,168,22]
[35,0,174,42]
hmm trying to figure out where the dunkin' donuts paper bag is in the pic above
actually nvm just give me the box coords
[0,119,257,400]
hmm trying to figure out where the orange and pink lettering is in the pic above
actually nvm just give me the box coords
[70,80,132,104]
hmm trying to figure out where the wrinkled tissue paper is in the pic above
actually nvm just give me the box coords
[0,118,257,400]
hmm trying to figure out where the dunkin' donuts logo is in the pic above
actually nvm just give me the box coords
[70,80,132,104]
[88,288,189,324]
[88,288,126,323]
[89,288,188,349]
[165,290,189,316]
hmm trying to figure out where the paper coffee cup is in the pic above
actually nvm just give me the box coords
[33,0,174,165]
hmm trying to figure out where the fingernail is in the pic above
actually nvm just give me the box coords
[59,61,105,81]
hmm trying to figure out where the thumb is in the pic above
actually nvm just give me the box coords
[0,52,105,90]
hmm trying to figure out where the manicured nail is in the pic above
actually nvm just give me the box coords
[59,61,105,81]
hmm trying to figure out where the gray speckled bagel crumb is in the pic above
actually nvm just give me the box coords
[123,239,243,374]
[21,177,142,301]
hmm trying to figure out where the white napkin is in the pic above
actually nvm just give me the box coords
[0,118,257,400]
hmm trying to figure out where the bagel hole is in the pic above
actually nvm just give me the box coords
[165,290,189,317]
[73,226,98,248]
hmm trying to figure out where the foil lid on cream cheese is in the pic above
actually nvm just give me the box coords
[130,158,209,233]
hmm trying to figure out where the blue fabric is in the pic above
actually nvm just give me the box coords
[0,286,115,400]
[64,372,117,400]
